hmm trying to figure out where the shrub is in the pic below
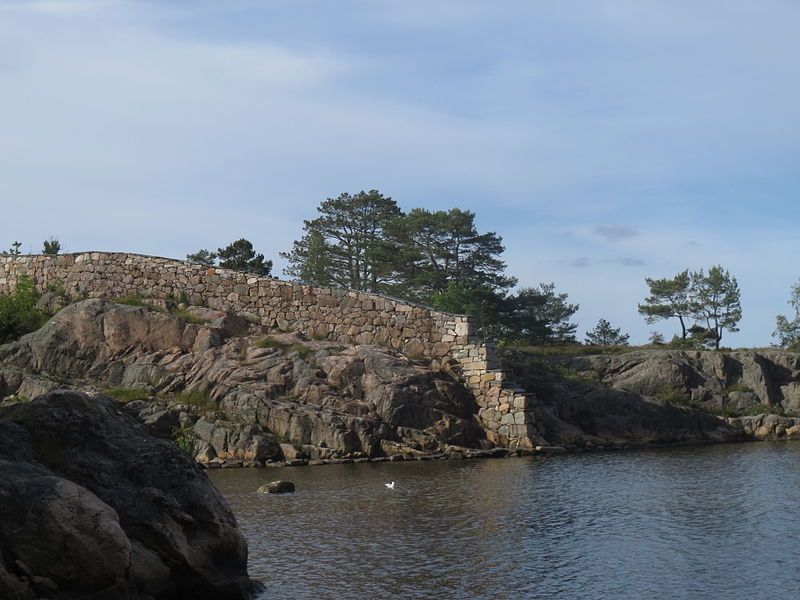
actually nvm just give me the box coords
[172,424,197,454]
[0,275,48,343]
[740,402,785,417]
[170,308,208,325]
[103,387,150,403]
[668,335,701,349]
[174,291,190,306]
[254,336,287,349]
[112,295,147,307]
[711,406,739,418]
[289,343,311,359]
[726,383,754,393]
[657,386,691,406]
[6,395,30,403]
[174,389,216,410]
[46,280,69,300]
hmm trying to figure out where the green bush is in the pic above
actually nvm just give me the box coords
[725,383,754,393]
[174,389,216,410]
[6,394,30,404]
[46,280,69,300]
[289,343,311,359]
[103,387,151,403]
[112,295,147,307]
[668,336,701,349]
[170,308,208,325]
[657,386,692,406]
[711,406,739,418]
[173,291,190,306]
[254,336,287,349]
[0,275,48,343]
[171,424,197,454]
[740,402,785,417]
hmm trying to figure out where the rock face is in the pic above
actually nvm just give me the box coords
[520,371,743,448]
[0,299,484,463]
[0,390,257,599]
[4,299,799,460]
[565,350,800,415]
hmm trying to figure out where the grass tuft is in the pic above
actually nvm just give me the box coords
[170,308,208,325]
[112,295,147,307]
[174,389,217,411]
[103,387,150,403]
[289,343,311,359]
[254,336,287,349]
[725,383,754,394]
[657,386,692,406]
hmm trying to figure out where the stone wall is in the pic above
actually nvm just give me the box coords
[454,342,541,448]
[0,252,541,448]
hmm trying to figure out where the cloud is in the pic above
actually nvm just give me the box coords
[2,0,800,349]
[606,258,646,267]
[0,0,112,15]
[593,225,639,241]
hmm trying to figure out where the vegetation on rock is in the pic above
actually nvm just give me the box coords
[103,387,151,403]
[0,275,47,343]
[774,280,800,350]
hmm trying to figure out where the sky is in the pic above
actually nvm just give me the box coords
[2,0,799,347]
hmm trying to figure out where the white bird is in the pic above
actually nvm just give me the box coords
[385,481,395,489]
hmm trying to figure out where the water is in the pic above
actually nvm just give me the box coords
[209,443,800,600]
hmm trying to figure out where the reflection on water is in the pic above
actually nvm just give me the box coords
[209,443,800,600]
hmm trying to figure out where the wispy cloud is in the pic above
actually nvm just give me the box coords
[0,0,113,14]
[606,258,646,267]
[593,225,639,241]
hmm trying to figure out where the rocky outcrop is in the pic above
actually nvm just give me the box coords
[1,252,551,448]
[0,299,485,463]
[0,390,258,599]
[4,299,799,462]
[564,349,800,415]
[500,355,745,449]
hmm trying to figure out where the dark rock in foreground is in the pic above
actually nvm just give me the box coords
[0,390,259,600]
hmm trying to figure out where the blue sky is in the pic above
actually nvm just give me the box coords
[2,0,799,346]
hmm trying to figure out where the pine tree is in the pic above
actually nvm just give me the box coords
[585,318,630,346]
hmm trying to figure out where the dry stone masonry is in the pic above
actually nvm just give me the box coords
[0,252,541,448]
[454,342,541,448]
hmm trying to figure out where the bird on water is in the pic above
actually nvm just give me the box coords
[385,481,395,489]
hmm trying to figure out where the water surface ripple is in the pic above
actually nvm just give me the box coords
[209,443,800,599]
